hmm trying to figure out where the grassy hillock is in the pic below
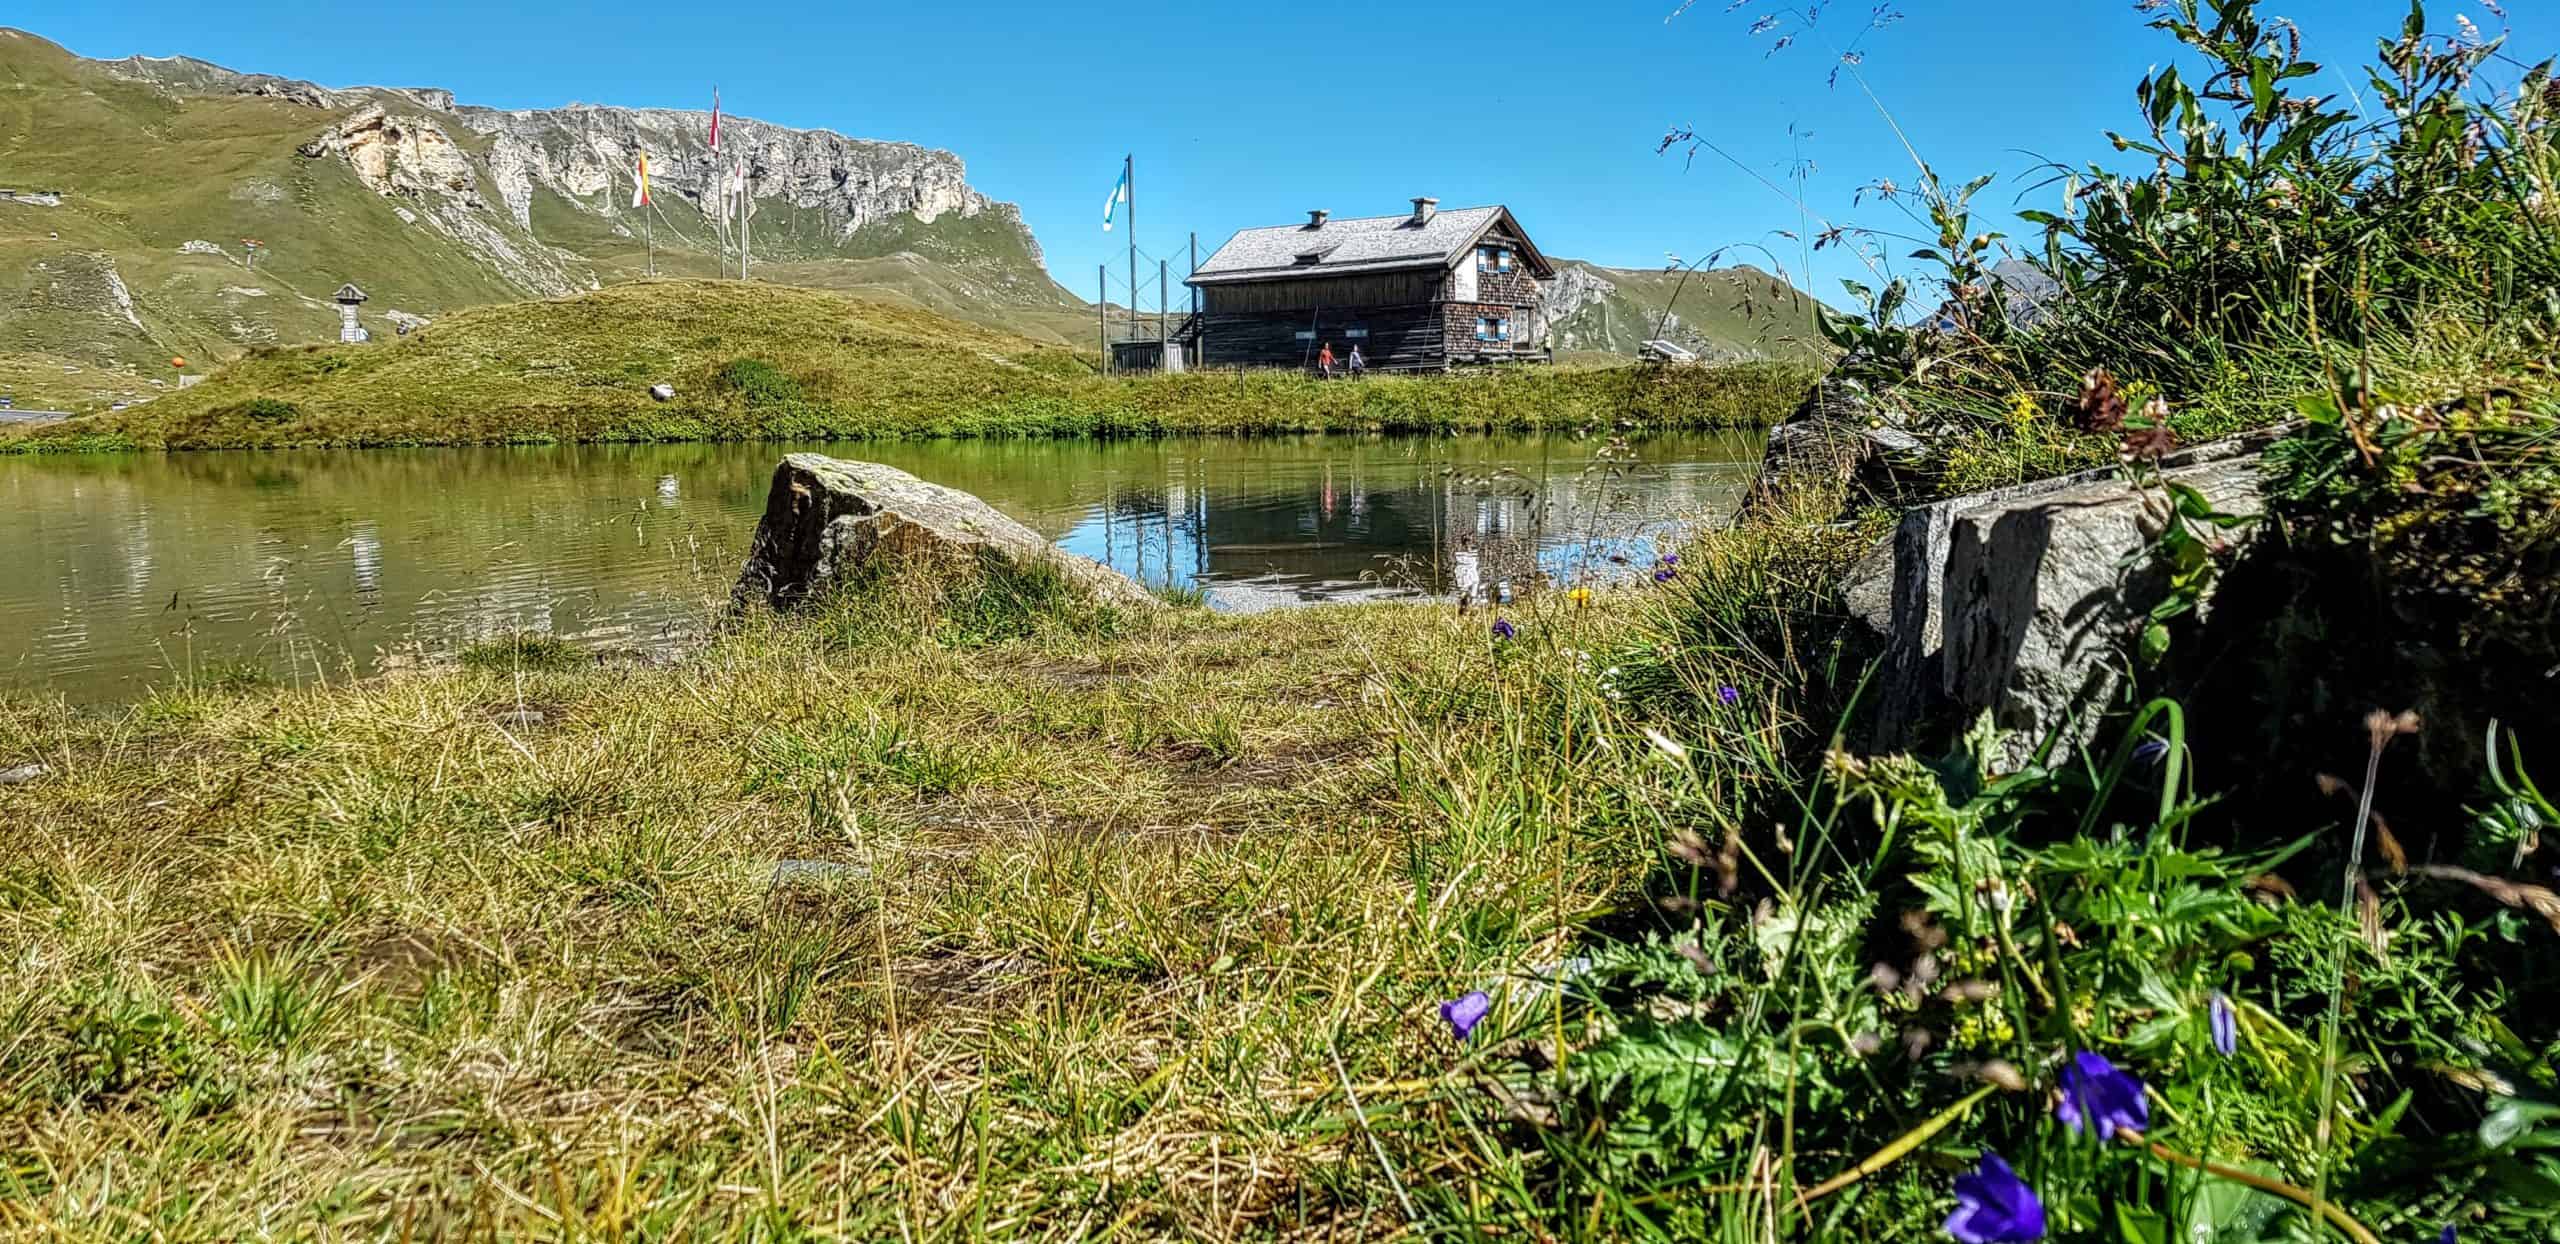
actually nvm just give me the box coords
[0,279,1820,452]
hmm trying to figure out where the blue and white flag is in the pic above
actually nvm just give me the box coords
[1101,166,1128,232]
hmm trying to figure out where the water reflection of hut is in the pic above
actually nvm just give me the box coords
[1055,444,1733,605]
[1445,469,1544,605]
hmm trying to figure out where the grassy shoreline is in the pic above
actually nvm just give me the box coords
[0,281,1821,455]
[0,577,1672,1236]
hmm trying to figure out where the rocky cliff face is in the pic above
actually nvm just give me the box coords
[462,105,1002,245]
[102,50,1051,303]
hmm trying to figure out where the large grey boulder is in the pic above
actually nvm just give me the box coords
[734,454,1159,612]
[1846,431,2281,766]
[1742,376,1930,518]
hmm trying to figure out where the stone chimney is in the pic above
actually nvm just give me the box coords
[1410,197,1438,225]
[1306,209,1329,228]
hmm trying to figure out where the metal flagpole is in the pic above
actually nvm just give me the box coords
[1097,265,1109,375]
[1136,156,1146,350]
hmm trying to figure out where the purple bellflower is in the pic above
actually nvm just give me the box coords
[1945,1151,2046,1243]
[2210,991,2238,1057]
[1440,990,1492,1041]
[2055,1050,2149,1141]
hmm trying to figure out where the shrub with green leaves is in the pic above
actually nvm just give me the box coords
[714,357,805,406]
[1815,0,2560,494]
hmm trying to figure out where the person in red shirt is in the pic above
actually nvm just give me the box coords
[1317,342,1336,379]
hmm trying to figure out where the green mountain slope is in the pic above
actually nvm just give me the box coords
[1543,260,1832,366]
[0,28,1080,411]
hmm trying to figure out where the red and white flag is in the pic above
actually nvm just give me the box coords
[631,153,651,208]
[708,89,721,152]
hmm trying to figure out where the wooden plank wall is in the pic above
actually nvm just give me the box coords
[1199,270,1442,314]
[1196,303,1449,372]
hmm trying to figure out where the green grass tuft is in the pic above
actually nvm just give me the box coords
[456,632,590,672]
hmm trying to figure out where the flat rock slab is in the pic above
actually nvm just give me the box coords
[0,762,48,786]
[734,454,1159,612]
[1845,430,2281,765]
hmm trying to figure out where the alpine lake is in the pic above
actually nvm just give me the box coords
[2,431,1762,703]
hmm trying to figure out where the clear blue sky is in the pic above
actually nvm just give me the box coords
[17,1,2547,304]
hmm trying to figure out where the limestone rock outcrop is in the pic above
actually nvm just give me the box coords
[297,106,482,201]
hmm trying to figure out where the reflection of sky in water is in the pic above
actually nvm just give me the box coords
[1,433,1757,701]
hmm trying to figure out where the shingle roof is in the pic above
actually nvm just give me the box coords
[1188,206,1546,285]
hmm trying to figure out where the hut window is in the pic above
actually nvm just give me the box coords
[1294,330,1316,341]
[1344,325,1370,339]
[1475,316,1511,341]
[1476,246,1514,274]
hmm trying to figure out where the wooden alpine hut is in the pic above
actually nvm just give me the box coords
[1180,199,1555,373]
